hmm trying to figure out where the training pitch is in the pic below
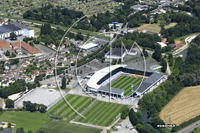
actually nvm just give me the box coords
[160,86,200,126]
[36,120,102,133]
[108,76,142,96]
[47,94,94,119]
[75,101,126,126]
[0,112,50,133]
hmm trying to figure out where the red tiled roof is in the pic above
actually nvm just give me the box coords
[11,41,40,54]
[0,40,10,49]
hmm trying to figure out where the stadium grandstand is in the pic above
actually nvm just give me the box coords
[86,65,166,98]
[0,22,34,39]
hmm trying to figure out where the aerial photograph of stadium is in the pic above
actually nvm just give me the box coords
[0,0,199,133]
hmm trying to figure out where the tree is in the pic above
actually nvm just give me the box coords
[161,59,167,73]
[61,77,66,89]
[6,99,14,108]
[152,47,161,62]
[8,123,11,128]
[121,107,129,119]
[10,32,17,40]
[129,109,138,125]
[5,50,10,56]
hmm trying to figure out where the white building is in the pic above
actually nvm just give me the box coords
[0,22,34,39]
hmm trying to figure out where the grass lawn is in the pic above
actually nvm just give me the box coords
[47,94,94,119]
[0,111,50,133]
[164,23,177,29]
[125,56,140,62]
[76,101,126,126]
[132,22,177,33]
[108,76,142,96]
[36,120,102,133]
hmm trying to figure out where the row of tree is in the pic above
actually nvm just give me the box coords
[23,101,47,113]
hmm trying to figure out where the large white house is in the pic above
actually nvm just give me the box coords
[0,22,34,39]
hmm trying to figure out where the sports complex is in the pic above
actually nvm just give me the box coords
[86,65,166,98]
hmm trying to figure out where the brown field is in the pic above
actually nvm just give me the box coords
[160,85,200,126]
[133,23,177,33]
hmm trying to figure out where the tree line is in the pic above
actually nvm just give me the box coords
[128,35,200,132]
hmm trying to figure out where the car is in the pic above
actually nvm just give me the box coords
[196,124,198,125]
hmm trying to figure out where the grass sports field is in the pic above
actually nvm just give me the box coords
[48,94,94,119]
[36,120,102,133]
[0,112,50,133]
[160,86,200,126]
[108,76,142,96]
[76,101,126,126]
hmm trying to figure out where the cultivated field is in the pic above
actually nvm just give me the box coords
[160,86,200,126]
[47,94,94,119]
[75,101,126,126]
[36,120,102,133]
[0,112,50,133]
[108,76,142,96]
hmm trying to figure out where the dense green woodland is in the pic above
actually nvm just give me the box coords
[128,35,200,133]
[161,12,200,42]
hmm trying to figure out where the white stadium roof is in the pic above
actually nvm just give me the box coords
[87,65,126,89]
[80,42,98,50]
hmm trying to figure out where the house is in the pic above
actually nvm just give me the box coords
[60,44,65,50]
[142,13,147,17]
[4,62,10,70]
[82,52,87,57]
[64,41,70,47]
[100,27,106,33]
[60,49,70,55]
[49,43,56,49]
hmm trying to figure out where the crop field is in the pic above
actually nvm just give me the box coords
[36,120,102,133]
[47,94,94,119]
[160,86,200,126]
[75,101,126,126]
[0,111,50,133]
[108,76,142,96]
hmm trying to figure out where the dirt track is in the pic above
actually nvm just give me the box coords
[160,85,200,126]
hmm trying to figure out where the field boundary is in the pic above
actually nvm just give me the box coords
[46,93,68,111]
[73,99,97,121]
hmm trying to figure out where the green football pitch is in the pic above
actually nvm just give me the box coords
[36,120,102,133]
[108,76,142,96]
[75,101,126,126]
[0,111,50,133]
[47,94,94,119]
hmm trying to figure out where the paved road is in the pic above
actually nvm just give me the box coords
[15,58,23,80]
[178,121,200,133]
[116,117,138,133]
[173,35,197,56]
[166,61,171,75]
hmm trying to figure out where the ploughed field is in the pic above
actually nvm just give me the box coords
[160,86,200,126]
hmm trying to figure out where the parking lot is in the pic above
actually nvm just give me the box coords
[35,44,55,55]
[15,87,66,108]
[115,117,138,133]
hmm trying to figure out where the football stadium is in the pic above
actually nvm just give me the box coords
[86,65,166,98]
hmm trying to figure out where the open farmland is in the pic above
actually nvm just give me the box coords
[0,112,50,133]
[160,86,200,126]
[75,101,126,126]
[108,76,142,96]
[36,120,102,133]
[48,94,94,119]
